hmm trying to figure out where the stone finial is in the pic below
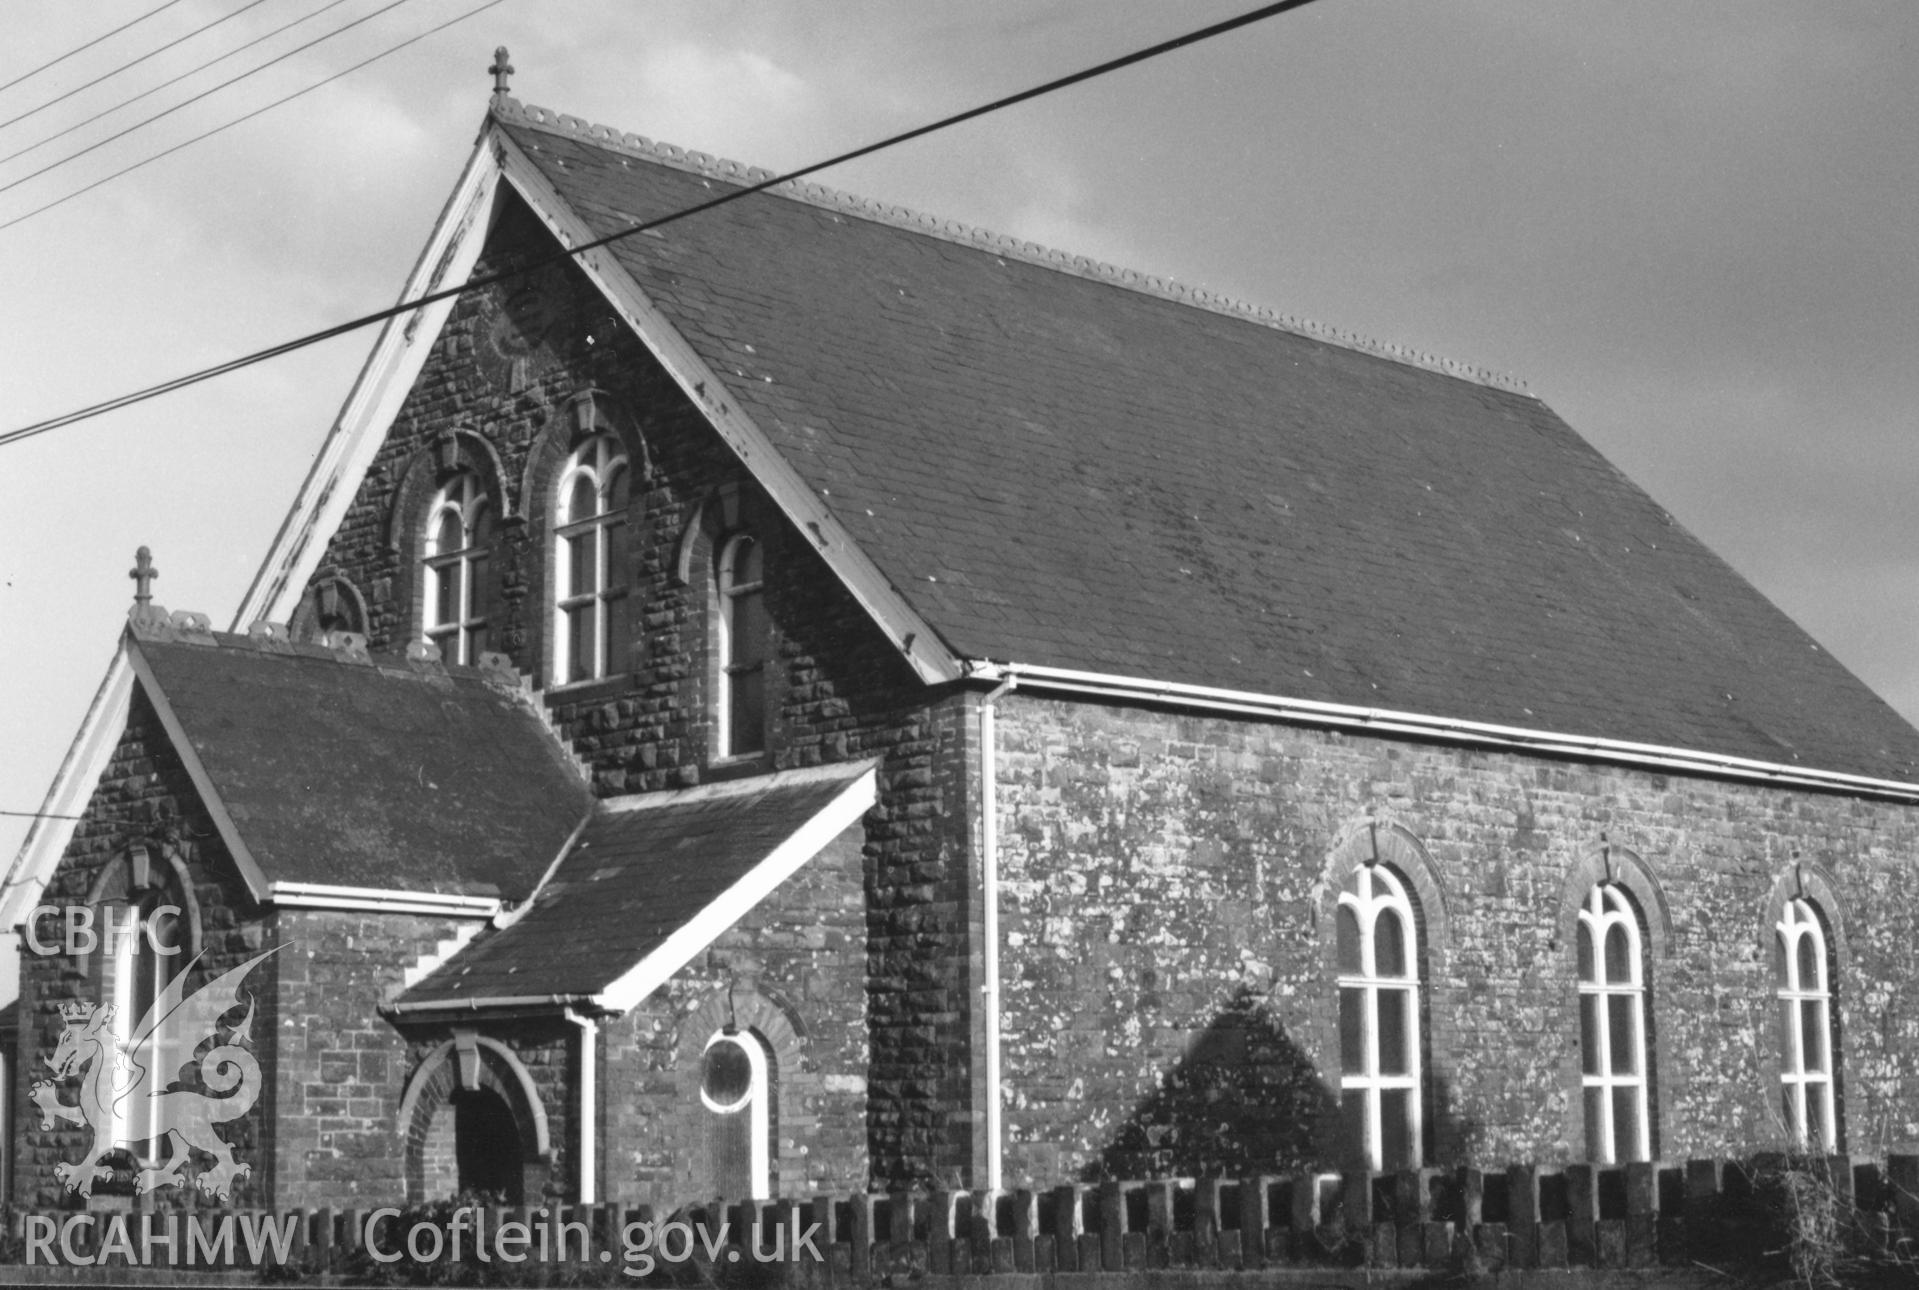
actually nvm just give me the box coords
[489,46,514,103]
[130,546,157,606]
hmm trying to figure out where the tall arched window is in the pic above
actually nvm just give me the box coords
[700,1030,772,1198]
[88,846,187,1154]
[1336,864,1422,1170]
[1776,899,1837,1150]
[1577,884,1651,1163]
[423,472,492,665]
[716,533,766,759]
[553,435,629,684]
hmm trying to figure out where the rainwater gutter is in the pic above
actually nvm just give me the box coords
[264,882,502,918]
[565,1008,598,1204]
[382,993,592,1017]
[978,673,1015,1192]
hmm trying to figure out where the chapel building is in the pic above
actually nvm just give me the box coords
[8,73,1919,1212]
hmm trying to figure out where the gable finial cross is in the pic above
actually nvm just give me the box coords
[129,546,158,606]
[489,46,514,103]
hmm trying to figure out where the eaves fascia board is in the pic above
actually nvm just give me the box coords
[969,660,1919,803]
[489,127,960,687]
[382,993,596,1020]
[0,643,133,929]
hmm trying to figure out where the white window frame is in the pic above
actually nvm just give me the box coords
[552,435,628,685]
[423,472,491,665]
[715,532,766,759]
[1336,864,1423,1170]
[1776,898,1837,1150]
[102,897,181,1154]
[700,1030,770,1199]
[1577,884,1652,1163]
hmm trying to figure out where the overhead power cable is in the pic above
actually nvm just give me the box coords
[0,0,1324,450]
[0,0,496,236]
[0,0,282,135]
[0,0,191,98]
[1,0,360,169]
[0,0,426,199]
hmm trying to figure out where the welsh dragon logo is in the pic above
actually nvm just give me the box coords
[31,947,279,1201]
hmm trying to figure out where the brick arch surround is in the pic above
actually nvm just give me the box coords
[287,568,371,641]
[399,1034,552,1202]
[78,835,204,974]
[1760,859,1849,978]
[1555,841,1673,963]
[385,428,513,552]
[519,388,652,512]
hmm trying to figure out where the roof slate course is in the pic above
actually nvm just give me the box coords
[397,764,867,1006]
[135,633,591,898]
[501,108,1919,783]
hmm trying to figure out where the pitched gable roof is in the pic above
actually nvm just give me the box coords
[394,761,875,1014]
[492,105,1919,785]
[127,625,591,900]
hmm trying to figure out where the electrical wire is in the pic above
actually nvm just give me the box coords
[0,0,283,135]
[1,0,360,169]
[0,0,501,237]
[0,0,1324,450]
[0,0,426,198]
[0,0,192,98]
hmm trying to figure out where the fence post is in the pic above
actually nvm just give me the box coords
[1888,1155,1919,1244]
[848,1193,876,1281]
[1098,1180,1125,1271]
[1564,1163,1597,1264]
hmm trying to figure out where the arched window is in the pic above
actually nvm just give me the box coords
[88,846,187,1154]
[716,533,767,758]
[1776,899,1837,1150]
[700,1029,772,1198]
[423,472,492,665]
[1336,864,1422,1170]
[553,435,629,684]
[1577,884,1651,1163]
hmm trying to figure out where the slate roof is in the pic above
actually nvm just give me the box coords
[396,763,869,1007]
[499,106,1919,784]
[134,632,591,897]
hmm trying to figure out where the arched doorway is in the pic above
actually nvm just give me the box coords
[454,1087,524,1202]
[400,1033,551,1204]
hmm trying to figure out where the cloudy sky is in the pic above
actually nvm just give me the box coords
[3,1,1917,863]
